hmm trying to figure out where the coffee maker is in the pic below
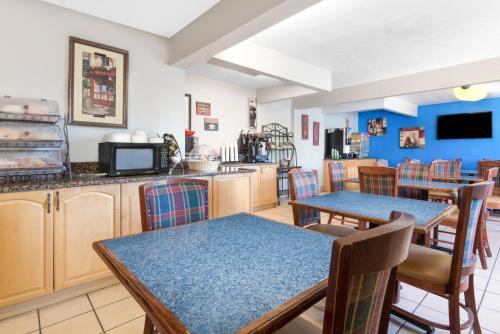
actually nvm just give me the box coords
[238,132,270,162]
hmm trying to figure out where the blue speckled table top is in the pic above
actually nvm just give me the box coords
[398,179,464,190]
[101,213,334,334]
[292,191,453,230]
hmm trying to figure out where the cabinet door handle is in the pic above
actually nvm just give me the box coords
[56,191,60,211]
[47,193,51,214]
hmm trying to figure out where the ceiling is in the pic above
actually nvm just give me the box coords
[249,0,500,89]
[187,63,282,90]
[42,0,220,38]
[399,82,500,106]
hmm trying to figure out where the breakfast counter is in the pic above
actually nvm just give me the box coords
[0,167,256,194]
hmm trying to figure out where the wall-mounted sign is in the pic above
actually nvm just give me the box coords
[204,118,219,131]
[196,102,211,116]
[301,114,309,140]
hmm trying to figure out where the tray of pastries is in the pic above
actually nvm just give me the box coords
[0,123,63,148]
[0,151,64,176]
[0,96,61,124]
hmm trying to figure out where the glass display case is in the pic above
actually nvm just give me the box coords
[0,96,69,179]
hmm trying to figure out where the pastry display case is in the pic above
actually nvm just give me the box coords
[0,96,70,180]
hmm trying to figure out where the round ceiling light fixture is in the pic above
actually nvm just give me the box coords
[453,84,488,101]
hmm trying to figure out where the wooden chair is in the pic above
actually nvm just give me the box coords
[277,211,415,334]
[358,166,399,197]
[139,178,209,232]
[429,159,462,204]
[397,163,433,200]
[327,161,358,227]
[478,160,500,222]
[435,168,498,269]
[288,169,356,237]
[393,181,495,334]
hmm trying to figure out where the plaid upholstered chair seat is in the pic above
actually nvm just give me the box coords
[139,179,209,231]
[358,166,398,197]
[288,169,321,227]
[393,182,494,334]
[328,161,345,192]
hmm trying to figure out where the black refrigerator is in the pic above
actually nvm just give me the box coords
[324,128,352,159]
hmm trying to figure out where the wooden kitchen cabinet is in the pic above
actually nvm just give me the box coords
[213,174,251,217]
[259,165,277,209]
[0,191,53,307]
[120,182,146,236]
[54,184,120,290]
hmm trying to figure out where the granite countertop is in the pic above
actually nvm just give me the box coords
[100,213,334,333]
[0,167,256,194]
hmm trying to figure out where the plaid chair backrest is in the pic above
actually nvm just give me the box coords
[361,174,396,197]
[344,269,391,333]
[462,198,484,267]
[398,163,432,200]
[432,160,461,178]
[142,181,208,231]
[289,169,320,226]
[328,161,345,192]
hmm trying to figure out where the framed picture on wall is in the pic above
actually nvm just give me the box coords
[68,36,128,128]
[196,102,211,116]
[368,118,386,136]
[313,121,320,146]
[301,114,309,140]
[400,126,425,148]
[185,94,191,129]
[204,118,219,131]
[249,97,257,129]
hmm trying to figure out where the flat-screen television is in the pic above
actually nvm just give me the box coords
[437,111,492,139]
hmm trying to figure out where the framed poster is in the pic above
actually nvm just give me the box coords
[204,118,219,131]
[313,121,320,146]
[196,102,211,116]
[301,114,309,140]
[368,118,386,136]
[400,127,425,148]
[249,97,257,129]
[68,37,128,128]
[185,94,191,129]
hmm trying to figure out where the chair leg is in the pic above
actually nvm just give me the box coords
[432,226,439,246]
[144,315,155,334]
[327,213,333,224]
[448,293,461,334]
[341,216,345,225]
[483,219,492,257]
[464,275,482,334]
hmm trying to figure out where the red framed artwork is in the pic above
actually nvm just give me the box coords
[301,114,309,140]
[313,121,320,146]
[196,102,211,116]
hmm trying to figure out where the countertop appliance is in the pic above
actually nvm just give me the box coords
[98,142,169,176]
[324,128,352,159]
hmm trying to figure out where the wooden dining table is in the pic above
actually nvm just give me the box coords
[290,191,455,245]
[94,213,335,334]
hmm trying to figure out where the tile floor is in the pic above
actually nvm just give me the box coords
[1,202,499,334]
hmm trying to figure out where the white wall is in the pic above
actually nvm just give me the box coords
[0,0,185,162]
[293,107,325,184]
[257,100,292,130]
[185,74,255,151]
[324,111,359,131]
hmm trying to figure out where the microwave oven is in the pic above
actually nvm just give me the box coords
[98,142,169,176]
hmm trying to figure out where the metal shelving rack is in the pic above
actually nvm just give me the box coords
[0,96,71,183]
[262,123,299,200]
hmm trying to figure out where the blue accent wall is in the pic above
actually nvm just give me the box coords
[358,97,500,169]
